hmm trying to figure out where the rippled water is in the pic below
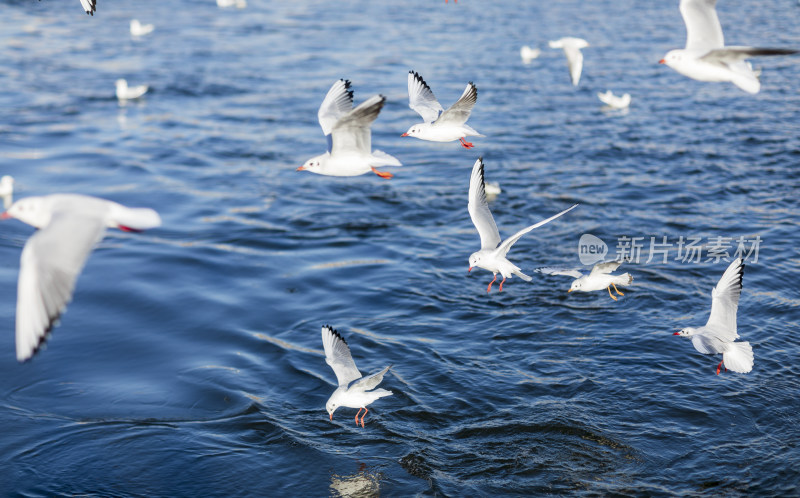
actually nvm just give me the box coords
[1,0,799,495]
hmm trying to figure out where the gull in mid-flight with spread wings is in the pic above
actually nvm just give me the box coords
[402,71,483,149]
[322,325,393,427]
[537,260,633,301]
[659,0,798,93]
[2,194,161,362]
[467,157,578,293]
[298,80,401,179]
[673,258,753,375]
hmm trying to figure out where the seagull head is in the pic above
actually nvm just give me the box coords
[673,327,696,337]
[297,154,326,174]
[659,50,682,66]
[401,125,422,138]
[326,392,342,421]
[2,197,50,228]
[567,279,582,293]
[468,252,481,272]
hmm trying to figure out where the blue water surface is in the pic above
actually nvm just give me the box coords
[0,0,799,495]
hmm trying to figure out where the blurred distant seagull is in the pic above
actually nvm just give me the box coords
[484,181,501,198]
[116,79,148,101]
[467,157,578,293]
[660,0,798,94]
[217,0,247,8]
[674,258,753,375]
[298,80,401,179]
[322,325,392,428]
[597,90,631,109]
[537,261,633,301]
[0,176,14,209]
[520,45,542,64]
[2,194,161,362]
[402,71,483,149]
[130,19,154,37]
[549,37,589,86]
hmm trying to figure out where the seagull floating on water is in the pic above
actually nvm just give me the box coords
[597,90,631,110]
[116,79,148,101]
[537,261,633,301]
[660,0,798,94]
[674,258,753,375]
[2,194,161,362]
[322,325,392,428]
[520,45,542,64]
[130,19,154,37]
[549,37,589,86]
[217,0,247,8]
[298,80,401,179]
[467,157,578,293]
[402,71,483,149]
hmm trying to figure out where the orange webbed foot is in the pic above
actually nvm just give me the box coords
[486,275,497,293]
[371,167,393,179]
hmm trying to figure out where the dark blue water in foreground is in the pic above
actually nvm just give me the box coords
[0,0,799,495]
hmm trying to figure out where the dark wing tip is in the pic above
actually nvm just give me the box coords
[374,94,387,111]
[737,260,745,290]
[323,324,348,346]
[20,313,61,363]
[476,157,487,194]
[340,79,354,101]
[467,82,478,101]
[410,71,434,93]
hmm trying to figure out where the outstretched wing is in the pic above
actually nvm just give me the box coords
[350,365,391,392]
[563,46,584,86]
[589,260,622,276]
[704,258,744,341]
[497,204,579,258]
[321,325,362,387]
[467,157,501,250]
[330,94,385,155]
[16,213,106,361]
[408,71,443,123]
[318,79,354,149]
[701,46,799,64]
[680,0,724,52]
[535,267,584,279]
[437,82,478,125]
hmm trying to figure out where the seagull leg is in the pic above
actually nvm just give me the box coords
[607,286,618,301]
[612,283,624,296]
[355,408,363,425]
[459,137,474,149]
[360,407,368,428]
[371,167,393,179]
[716,360,725,375]
[487,274,497,293]
[498,276,506,292]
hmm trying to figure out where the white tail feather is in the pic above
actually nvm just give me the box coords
[111,205,162,231]
[371,150,402,167]
[723,341,754,373]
